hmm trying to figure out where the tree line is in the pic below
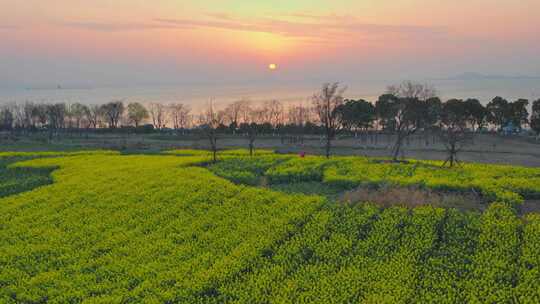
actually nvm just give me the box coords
[199,81,540,163]
[1,81,539,164]
[0,101,192,133]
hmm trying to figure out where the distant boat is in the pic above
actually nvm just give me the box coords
[57,85,62,90]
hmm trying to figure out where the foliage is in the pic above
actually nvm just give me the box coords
[210,152,540,207]
[530,99,540,135]
[1,151,540,302]
[209,155,289,185]
[439,99,474,166]
[336,99,376,131]
[375,82,441,160]
[463,98,487,131]
[0,157,53,198]
[324,159,539,206]
[516,214,540,303]
[165,148,276,160]
[465,203,521,303]
[265,156,331,184]
[0,153,323,303]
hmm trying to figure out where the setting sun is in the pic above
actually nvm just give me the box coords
[2,1,540,303]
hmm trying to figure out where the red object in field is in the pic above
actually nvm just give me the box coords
[299,152,306,158]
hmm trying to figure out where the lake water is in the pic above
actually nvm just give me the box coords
[1,79,539,110]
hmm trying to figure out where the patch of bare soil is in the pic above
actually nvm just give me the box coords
[340,184,487,212]
[520,200,540,215]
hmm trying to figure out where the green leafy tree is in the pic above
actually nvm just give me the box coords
[530,99,540,136]
[439,99,472,167]
[463,98,487,131]
[423,97,443,127]
[336,99,376,134]
[509,99,529,130]
[389,97,429,161]
[375,94,399,131]
[385,81,438,161]
[486,96,510,130]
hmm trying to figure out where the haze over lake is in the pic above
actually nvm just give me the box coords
[1,78,539,110]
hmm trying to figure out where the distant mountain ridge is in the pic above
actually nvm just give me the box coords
[436,72,540,81]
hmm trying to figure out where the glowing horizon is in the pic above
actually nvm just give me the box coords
[1,0,539,87]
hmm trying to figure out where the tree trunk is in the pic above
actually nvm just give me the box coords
[449,142,456,167]
[325,134,331,158]
[209,134,217,163]
[249,136,254,157]
[392,133,404,161]
[212,138,217,163]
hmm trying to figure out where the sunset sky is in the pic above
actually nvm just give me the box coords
[1,0,539,88]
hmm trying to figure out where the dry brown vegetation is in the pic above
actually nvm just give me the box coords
[340,184,487,212]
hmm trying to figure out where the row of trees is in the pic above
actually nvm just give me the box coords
[311,82,539,164]
[196,82,540,164]
[1,81,539,164]
[0,101,192,132]
[1,88,536,135]
[335,90,533,135]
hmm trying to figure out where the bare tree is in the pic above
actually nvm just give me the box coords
[169,103,191,131]
[250,106,267,124]
[64,104,75,129]
[288,103,311,126]
[149,103,167,130]
[312,82,346,158]
[240,101,253,125]
[224,99,249,131]
[11,103,27,130]
[70,103,89,129]
[29,104,48,128]
[262,100,284,127]
[101,101,124,128]
[0,105,14,131]
[46,103,67,139]
[288,103,312,144]
[199,102,224,162]
[238,105,265,156]
[23,102,36,129]
[86,105,103,129]
[387,81,437,100]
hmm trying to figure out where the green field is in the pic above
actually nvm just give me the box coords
[1,150,540,303]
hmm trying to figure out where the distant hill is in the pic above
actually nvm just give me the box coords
[436,72,540,81]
